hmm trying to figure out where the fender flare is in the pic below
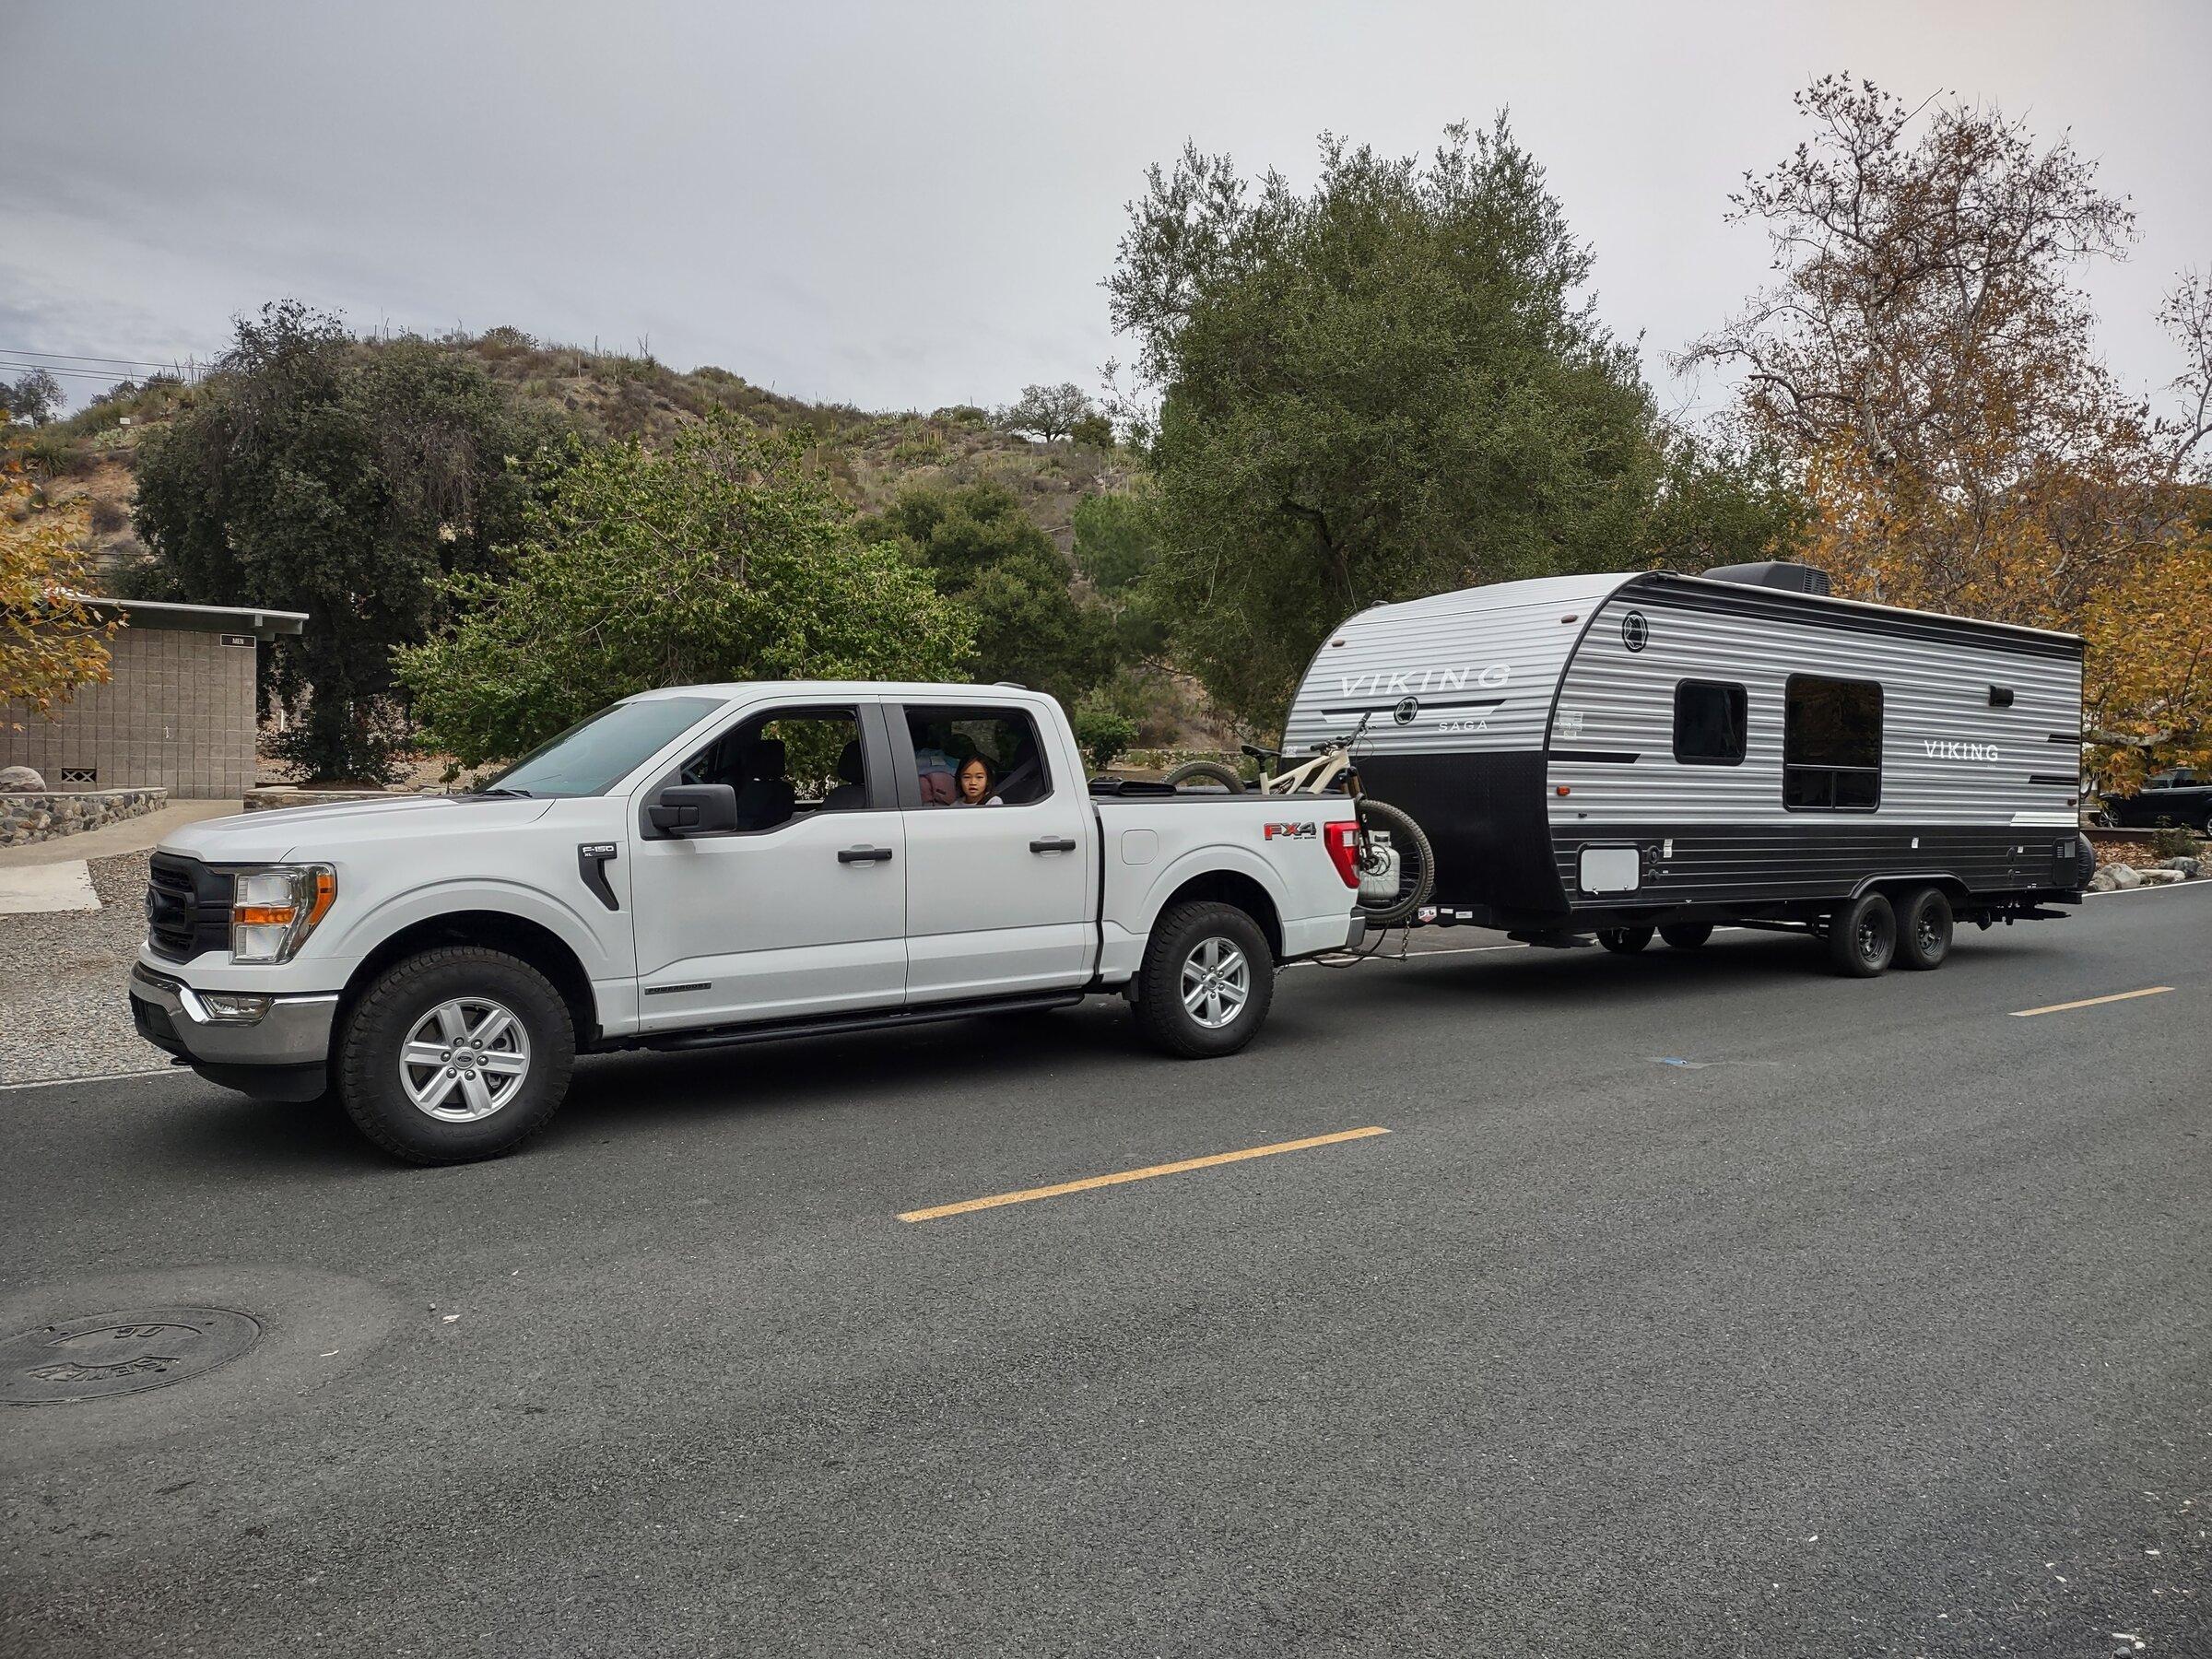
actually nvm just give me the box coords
[1127,843,1294,943]
[323,877,626,984]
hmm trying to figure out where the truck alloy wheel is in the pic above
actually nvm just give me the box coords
[1182,937,1251,1030]
[1134,900,1275,1058]
[398,996,533,1122]
[337,946,575,1165]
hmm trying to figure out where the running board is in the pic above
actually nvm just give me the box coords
[634,992,1085,1053]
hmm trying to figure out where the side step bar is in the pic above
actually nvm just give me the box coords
[634,991,1085,1053]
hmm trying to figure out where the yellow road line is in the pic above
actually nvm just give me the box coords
[898,1125,1391,1223]
[2009,986,2174,1018]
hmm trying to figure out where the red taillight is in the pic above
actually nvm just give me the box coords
[1324,819,1362,888]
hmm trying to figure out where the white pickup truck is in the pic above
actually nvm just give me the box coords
[129,683,1369,1163]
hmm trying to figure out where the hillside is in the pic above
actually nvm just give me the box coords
[11,327,1223,758]
[20,328,1132,582]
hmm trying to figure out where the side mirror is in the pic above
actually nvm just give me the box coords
[648,782,738,837]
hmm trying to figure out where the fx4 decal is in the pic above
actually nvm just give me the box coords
[1264,822,1317,841]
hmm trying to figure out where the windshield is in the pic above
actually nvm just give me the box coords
[482,696,724,798]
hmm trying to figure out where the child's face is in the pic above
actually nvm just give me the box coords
[959,762,988,801]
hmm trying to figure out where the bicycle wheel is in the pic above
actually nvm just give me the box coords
[1352,797,1436,928]
[1163,759,1246,793]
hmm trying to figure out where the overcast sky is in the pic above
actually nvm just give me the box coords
[6,0,2207,423]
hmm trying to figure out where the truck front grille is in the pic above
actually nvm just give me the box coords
[146,854,230,962]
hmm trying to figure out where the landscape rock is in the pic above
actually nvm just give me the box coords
[0,787,166,847]
[2136,866,2185,885]
[2158,856,2201,878]
[2089,863,2140,891]
[0,766,47,792]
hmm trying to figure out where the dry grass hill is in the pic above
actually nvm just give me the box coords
[19,327,1133,582]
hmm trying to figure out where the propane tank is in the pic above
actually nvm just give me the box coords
[1358,831,1402,907]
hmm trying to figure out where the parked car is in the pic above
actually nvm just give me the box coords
[2100,769,2212,832]
[128,683,1368,1163]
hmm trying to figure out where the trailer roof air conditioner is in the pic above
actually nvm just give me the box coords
[1701,560,1833,596]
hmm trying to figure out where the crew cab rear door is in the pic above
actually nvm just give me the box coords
[627,698,907,1031]
[888,699,1096,1003]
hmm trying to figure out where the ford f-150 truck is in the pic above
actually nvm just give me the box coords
[129,683,1369,1163]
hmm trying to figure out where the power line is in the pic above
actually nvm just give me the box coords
[0,359,168,384]
[0,347,208,372]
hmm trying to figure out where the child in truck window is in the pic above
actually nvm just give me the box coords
[957,757,999,806]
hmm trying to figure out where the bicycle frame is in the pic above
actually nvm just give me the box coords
[1257,712,1372,798]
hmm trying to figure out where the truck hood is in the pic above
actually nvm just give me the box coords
[157,795,557,864]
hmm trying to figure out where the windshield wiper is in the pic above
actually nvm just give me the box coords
[476,786,535,798]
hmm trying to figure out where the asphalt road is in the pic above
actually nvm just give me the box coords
[4,886,2206,1657]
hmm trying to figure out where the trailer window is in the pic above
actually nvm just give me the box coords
[1673,681,1747,766]
[1784,676,1882,809]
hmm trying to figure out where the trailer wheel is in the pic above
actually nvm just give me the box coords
[1658,923,1713,949]
[1162,759,1245,793]
[1596,925,1654,954]
[1133,900,1276,1059]
[1894,887,1953,971]
[1825,893,1897,977]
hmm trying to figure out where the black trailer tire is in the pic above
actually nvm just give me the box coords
[1162,760,1245,794]
[1825,893,1897,977]
[1133,901,1276,1059]
[336,946,576,1165]
[1895,887,1954,971]
[1658,923,1713,949]
[1596,925,1654,955]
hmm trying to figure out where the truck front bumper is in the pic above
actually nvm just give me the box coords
[128,966,336,1101]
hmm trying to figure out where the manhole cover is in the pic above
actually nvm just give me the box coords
[1,1307,261,1405]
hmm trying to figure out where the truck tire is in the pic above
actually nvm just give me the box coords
[336,946,576,1165]
[1162,759,1245,793]
[1133,901,1276,1059]
[1825,893,1896,977]
[1596,925,1654,954]
[1894,886,1953,971]
[1659,923,1713,949]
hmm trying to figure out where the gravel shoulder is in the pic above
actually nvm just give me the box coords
[0,852,167,1086]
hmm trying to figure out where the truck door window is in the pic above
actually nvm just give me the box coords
[677,707,870,831]
[901,707,1053,806]
[1783,676,1882,810]
[1673,680,1747,766]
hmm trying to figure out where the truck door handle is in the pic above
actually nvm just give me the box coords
[838,846,894,864]
[1030,837,1078,854]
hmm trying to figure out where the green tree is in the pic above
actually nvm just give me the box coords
[861,481,1117,706]
[131,302,559,780]
[1110,119,1799,726]
[1071,488,1171,661]
[0,369,63,426]
[1000,382,1095,442]
[394,416,973,765]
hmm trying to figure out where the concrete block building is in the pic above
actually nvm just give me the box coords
[0,597,308,800]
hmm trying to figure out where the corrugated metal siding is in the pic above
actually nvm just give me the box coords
[1283,573,1631,756]
[1546,590,2084,830]
[1547,822,2082,908]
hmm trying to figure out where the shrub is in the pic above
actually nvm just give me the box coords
[1069,411,1113,450]
[2148,824,2200,860]
[1070,700,1138,772]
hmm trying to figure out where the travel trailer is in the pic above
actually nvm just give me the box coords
[1281,562,2094,974]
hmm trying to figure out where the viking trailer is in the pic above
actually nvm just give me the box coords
[1281,562,2095,974]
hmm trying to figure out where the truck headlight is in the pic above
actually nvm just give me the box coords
[230,865,336,964]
